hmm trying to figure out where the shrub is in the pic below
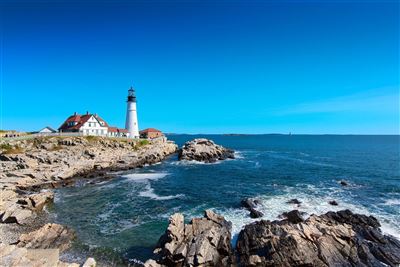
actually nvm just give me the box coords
[0,143,12,150]
[138,139,150,146]
[85,136,99,142]
[48,145,63,151]
[1,145,24,154]
[132,139,150,150]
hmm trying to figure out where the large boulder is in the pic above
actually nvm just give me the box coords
[236,209,400,267]
[178,139,234,163]
[17,223,75,252]
[144,210,235,267]
[0,244,80,267]
[0,202,34,224]
[0,191,54,224]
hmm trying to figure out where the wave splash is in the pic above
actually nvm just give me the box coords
[122,172,185,201]
[139,184,185,200]
[219,184,400,241]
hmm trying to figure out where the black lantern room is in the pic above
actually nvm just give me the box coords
[127,86,136,102]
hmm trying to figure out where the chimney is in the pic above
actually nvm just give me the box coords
[86,111,89,115]
[74,112,77,116]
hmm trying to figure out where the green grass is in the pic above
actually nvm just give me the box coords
[0,143,12,150]
[132,139,150,150]
[138,139,150,146]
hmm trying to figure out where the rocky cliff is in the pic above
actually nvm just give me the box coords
[237,209,400,267]
[144,210,235,267]
[146,210,400,267]
[0,135,177,266]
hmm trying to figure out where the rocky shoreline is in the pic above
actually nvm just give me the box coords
[2,136,399,267]
[145,210,400,267]
[0,136,178,266]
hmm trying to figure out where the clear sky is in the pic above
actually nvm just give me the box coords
[1,0,399,134]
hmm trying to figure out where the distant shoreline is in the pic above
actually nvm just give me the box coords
[165,133,400,136]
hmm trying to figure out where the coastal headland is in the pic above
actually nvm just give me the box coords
[1,136,399,267]
[0,135,177,266]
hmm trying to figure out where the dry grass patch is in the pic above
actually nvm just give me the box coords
[1,144,24,154]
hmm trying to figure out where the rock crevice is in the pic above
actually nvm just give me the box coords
[145,210,236,267]
[236,209,400,267]
[146,209,400,267]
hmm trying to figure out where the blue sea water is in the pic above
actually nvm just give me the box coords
[49,135,400,265]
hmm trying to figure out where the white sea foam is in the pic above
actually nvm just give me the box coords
[234,151,244,159]
[99,219,140,235]
[139,184,185,201]
[383,199,400,206]
[170,160,222,166]
[122,172,184,201]
[267,153,336,167]
[96,203,140,235]
[97,203,121,221]
[219,185,400,241]
[122,172,169,181]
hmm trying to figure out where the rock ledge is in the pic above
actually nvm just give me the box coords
[237,209,400,267]
[144,210,235,267]
[178,139,234,163]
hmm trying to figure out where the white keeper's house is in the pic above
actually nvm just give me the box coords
[58,112,129,138]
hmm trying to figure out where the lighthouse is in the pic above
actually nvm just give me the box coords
[125,86,139,138]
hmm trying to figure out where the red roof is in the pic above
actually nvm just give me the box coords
[108,127,118,133]
[108,127,128,133]
[140,128,162,134]
[59,113,109,131]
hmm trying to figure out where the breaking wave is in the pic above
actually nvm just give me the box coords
[139,184,185,201]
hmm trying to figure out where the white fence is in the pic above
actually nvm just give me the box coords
[0,132,84,141]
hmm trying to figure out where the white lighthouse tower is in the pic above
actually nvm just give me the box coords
[125,86,139,138]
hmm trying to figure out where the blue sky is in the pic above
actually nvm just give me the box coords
[1,0,399,134]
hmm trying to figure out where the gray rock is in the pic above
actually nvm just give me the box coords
[286,198,301,205]
[280,210,304,223]
[241,198,264,218]
[17,223,75,252]
[236,209,400,267]
[329,200,339,206]
[178,139,234,163]
[145,210,235,266]
[0,202,34,224]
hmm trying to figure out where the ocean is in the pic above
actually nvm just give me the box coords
[49,134,400,265]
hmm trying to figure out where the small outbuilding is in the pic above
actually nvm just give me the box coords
[140,128,163,139]
[38,126,57,133]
